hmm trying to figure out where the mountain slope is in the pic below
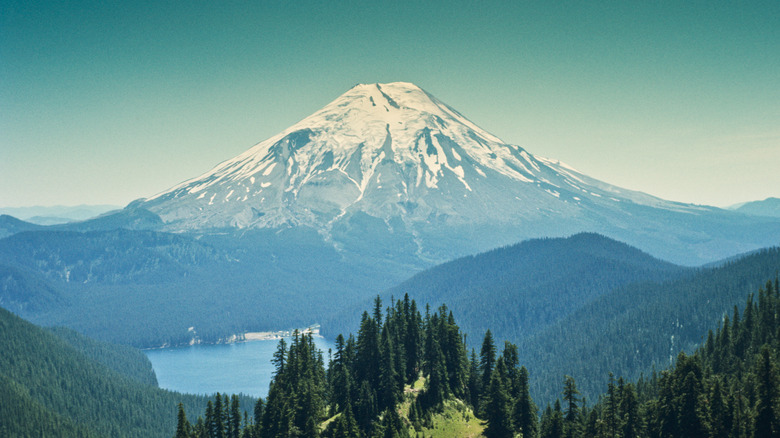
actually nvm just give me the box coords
[521,246,780,405]
[732,196,780,218]
[0,305,254,437]
[135,82,780,265]
[323,233,686,342]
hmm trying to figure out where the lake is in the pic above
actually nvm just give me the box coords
[144,335,335,398]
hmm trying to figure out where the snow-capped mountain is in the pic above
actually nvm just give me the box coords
[136,82,778,265]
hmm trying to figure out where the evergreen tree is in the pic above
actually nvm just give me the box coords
[709,378,731,438]
[378,325,400,412]
[753,345,779,438]
[467,349,482,408]
[176,403,191,438]
[619,383,640,438]
[513,366,538,438]
[229,395,241,438]
[330,334,353,414]
[540,401,564,438]
[205,400,215,438]
[562,376,580,438]
[483,358,513,438]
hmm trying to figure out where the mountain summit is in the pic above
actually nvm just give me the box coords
[136,82,778,264]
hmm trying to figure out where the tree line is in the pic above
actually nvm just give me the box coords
[174,278,779,437]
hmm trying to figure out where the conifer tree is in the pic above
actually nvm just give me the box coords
[483,358,513,438]
[378,325,400,412]
[513,365,538,438]
[753,345,779,438]
[331,333,353,414]
[205,400,215,438]
[176,403,191,438]
[562,375,580,438]
[540,400,564,438]
[619,382,640,438]
[479,329,496,415]
[467,349,482,408]
[229,395,240,438]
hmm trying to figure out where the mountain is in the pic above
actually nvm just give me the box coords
[0,205,121,225]
[0,214,43,238]
[133,82,779,266]
[731,196,780,218]
[323,233,686,342]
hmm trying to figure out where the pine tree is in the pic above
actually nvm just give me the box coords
[467,349,482,408]
[753,345,779,438]
[330,334,353,413]
[540,400,564,438]
[378,325,400,412]
[483,359,513,438]
[205,400,215,438]
[619,383,640,438]
[709,378,731,438]
[562,376,580,438]
[479,329,496,416]
[513,366,537,438]
[229,395,240,438]
[176,403,191,438]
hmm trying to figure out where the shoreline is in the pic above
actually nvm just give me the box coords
[143,325,322,350]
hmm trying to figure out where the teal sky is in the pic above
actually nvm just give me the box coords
[2,1,778,208]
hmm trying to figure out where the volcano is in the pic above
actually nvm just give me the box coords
[134,82,779,265]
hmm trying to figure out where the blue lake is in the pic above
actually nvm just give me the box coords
[144,336,335,398]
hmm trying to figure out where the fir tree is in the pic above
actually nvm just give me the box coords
[175,403,191,438]
[562,375,580,438]
[483,358,513,438]
[753,345,779,438]
[513,366,538,438]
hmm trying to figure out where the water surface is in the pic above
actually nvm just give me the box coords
[145,336,335,398]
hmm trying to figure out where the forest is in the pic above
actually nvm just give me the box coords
[173,280,780,438]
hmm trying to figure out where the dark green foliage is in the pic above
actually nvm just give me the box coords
[523,247,780,405]
[513,366,538,438]
[175,403,190,438]
[570,277,780,438]
[46,326,158,386]
[540,401,564,438]
[0,305,254,438]
[561,376,580,438]
[483,359,514,438]
[0,374,100,438]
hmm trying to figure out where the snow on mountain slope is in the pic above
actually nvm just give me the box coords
[136,82,773,264]
[142,83,694,225]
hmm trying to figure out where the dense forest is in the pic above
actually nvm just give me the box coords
[171,280,780,437]
[0,306,255,438]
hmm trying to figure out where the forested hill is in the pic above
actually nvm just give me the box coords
[534,278,780,438]
[0,306,254,438]
[323,233,686,345]
[522,246,780,405]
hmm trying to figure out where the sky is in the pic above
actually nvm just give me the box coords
[1,0,778,208]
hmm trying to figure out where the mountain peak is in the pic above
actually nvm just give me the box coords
[138,81,704,262]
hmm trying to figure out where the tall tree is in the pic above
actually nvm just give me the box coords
[483,358,513,438]
[513,366,538,438]
[753,345,779,438]
[480,329,497,412]
[175,403,191,438]
[562,376,580,438]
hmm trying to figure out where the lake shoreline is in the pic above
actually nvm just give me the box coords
[142,325,322,351]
